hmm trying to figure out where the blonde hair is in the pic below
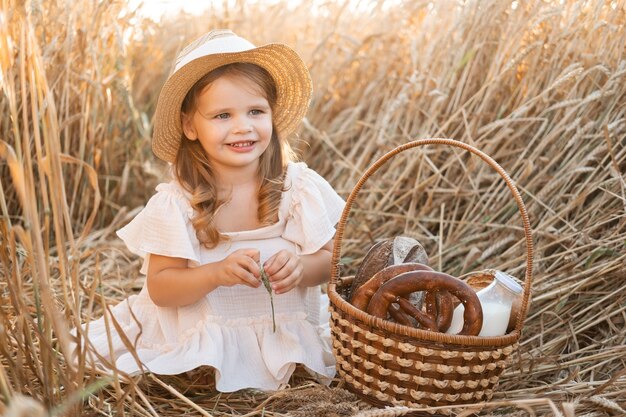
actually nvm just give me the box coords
[174,63,296,248]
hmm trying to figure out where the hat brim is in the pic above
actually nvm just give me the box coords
[152,43,312,163]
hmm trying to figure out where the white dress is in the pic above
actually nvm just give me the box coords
[81,162,345,392]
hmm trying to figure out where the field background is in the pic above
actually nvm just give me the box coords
[1,0,625,416]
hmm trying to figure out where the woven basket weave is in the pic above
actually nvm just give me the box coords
[328,139,533,414]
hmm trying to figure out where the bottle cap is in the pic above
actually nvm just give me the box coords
[495,271,523,294]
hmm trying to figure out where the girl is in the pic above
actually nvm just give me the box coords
[79,30,345,392]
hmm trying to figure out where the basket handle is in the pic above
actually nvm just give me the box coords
[330,138,534,334]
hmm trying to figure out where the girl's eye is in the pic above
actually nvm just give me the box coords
[215,113,230,120]
[250,109,264,116]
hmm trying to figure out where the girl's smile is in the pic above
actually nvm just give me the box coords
[182,74,273,175]
[227,140,257,152]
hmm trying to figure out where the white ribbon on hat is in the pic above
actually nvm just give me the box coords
[174,36,256,73]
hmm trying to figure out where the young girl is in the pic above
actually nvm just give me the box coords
[79,30,345,392]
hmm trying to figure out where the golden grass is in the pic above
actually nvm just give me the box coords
[1,0,625,415]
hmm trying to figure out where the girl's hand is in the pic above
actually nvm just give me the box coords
[263,250,304,294]
[217,249,261,288]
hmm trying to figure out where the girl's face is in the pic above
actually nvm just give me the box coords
[182,74,273,174]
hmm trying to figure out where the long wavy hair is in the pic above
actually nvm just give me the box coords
[174,63,296,248]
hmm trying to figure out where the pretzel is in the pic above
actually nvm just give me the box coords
[424,291,454,332]
[367,271,483,336]
[350,263,433,311]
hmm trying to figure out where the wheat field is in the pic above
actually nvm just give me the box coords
[1,0,625,416]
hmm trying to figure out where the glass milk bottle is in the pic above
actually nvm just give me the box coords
[447,271,523,336]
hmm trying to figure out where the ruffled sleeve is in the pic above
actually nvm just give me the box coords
[282,163,345,255]
[116,182,202,274]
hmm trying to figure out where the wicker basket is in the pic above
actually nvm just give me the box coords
[328,139,533,414]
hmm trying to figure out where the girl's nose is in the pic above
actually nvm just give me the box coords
[232,117,253,134]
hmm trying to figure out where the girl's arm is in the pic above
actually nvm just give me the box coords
[147,249,261,307]
[264,240,334,294]
[299,240,333,287]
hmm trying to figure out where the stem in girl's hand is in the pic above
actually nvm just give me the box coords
[259,264,276,333]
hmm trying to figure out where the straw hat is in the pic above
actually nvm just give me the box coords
[152,29,312,163]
